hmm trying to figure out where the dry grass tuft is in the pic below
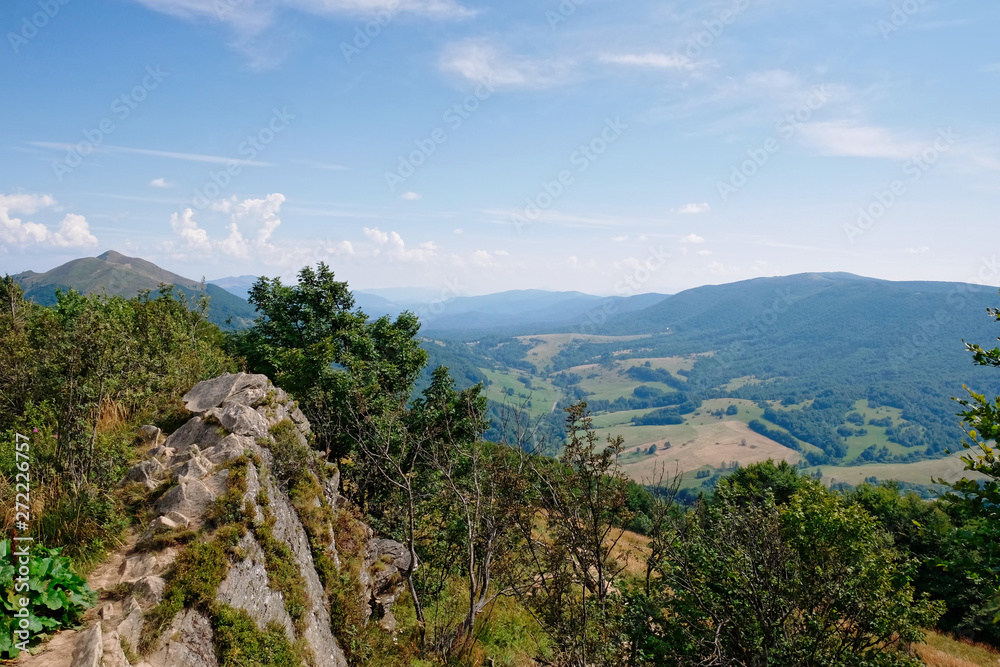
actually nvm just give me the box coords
[918,630,1000,667]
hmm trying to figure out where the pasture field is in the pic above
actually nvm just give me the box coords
[816,451,980,487]
[616,419,804,483]
[480,367,560,417]
[517,333,652,370]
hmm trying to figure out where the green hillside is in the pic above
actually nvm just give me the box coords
[423,273,1000,484]
[13,250,256,329]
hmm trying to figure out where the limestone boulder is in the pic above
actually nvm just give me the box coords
[205,403,270,439]
[122,459,166,490]
[183,373,269,414]
[144,609,218,667]
[163,417,224,455]
[155,475,217,521]
[69,623,102,667]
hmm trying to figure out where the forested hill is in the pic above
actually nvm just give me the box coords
[13,250,256,329]
[422,273,1000,468]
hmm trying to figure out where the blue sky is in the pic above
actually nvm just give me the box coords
[2,0,999,297]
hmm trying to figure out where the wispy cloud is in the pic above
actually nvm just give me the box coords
[678,202,710,214]
[599,52,692,70]
[292,159,350,171]
[681,233,705,244]
[401,192,422,201]
[796,121,925,159]
[149,177,174,188]
[440,39,574,89]
[30,142,271,167]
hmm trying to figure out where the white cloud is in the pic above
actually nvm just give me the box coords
[904,246,930,254]
[452,228,464,234]
[363,226,436,261]
[50,214,99,247]
[167,194,351,267]
[612,235,629,242]
[149,177,174,188]
[440,39,573,89]
[599,53,692,70]
[126,0,474,47]
[697,250,712,256]
[472,249,497,268]
[798,121,926,159]
[678,202,710,214]
[0,193,97,248]
[170,208,212,252]
[708,261,728,275]
[401,191,422,201]
[681,233,705,244]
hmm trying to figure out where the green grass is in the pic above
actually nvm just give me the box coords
[516,333,652,370]
[572,365,678,404]
[481,368,560,416]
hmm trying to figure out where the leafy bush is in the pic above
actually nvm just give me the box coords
[0,540,97,658]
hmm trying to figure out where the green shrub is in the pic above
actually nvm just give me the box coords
[212,604,302,667]
[0,540,97,659]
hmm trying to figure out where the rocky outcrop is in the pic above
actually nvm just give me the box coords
[18,371,418,667]
[20,373,354,667]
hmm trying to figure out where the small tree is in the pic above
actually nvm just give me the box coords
[646,481,941,666]
[941,297,1000,634]
[516,401,635,666]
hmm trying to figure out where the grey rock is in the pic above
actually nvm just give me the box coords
[216,532,296,642]
[145,609,218,667]
[147,445,176,459]
[138,425,161,444]
[262,401,289,428]
[165,511,191,528]
[122,459,166,490]
[171,453,214,479]
[155,476,217,525]
[263,474,348,666]
[133,575,166,604]
[119,552,160,583]
[205,403,270,439]
[101,629,131,667]
[163,417,224,455]
[183,373,269,414]
[223,384,269,409]
[98,602,115,619]
[362,538,415,627]
[202,434,251,465]
[202,469,230,499]
[115,598,143,651]
[141,516,179,543]
[69,623,102,667]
